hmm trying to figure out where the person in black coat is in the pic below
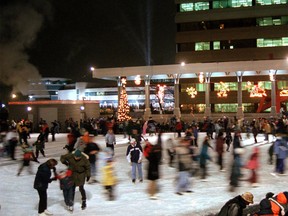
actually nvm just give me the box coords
[146,141,162,199]
[84,141,100,183]
[33,158,57,216]
[218,192,254,216]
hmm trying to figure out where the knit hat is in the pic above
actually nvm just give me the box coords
[241,192,254,204]
[74,149,82,157]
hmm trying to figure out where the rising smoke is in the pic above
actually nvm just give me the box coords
[0,0,52,95]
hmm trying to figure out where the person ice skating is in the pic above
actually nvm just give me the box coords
[166,138,176,167]
[56,169,74,212]
[146,140,162,199]
[6,127,18,160]
[215,131,225,171]
[33,130,46,159]
[175,137,193,195]
[126,138,143,183]
[102,158,117,201]
[60,149,90,210]
[33,158,57,216]
[199,136,213,180]
[244,146,260,187]
[225,128,232,152]
[273,133,288,175]
[17,143,39,176]
[218,192,254,216]
[84,138,100,184]
[105,129,116,156]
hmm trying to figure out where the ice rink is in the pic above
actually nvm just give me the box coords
[0,132,287,216]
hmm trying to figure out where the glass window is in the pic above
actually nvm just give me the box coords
[278,81,288,89]
[231,0,252,7]
[195,2,210,11]
[180,3,193,12]
[213,1,229,8]
[283,37,288,46]
[213,41,220,50]
[196,83,205,91]
[195,42,210,51]
[257,0,287,4]
[257,38,288,47]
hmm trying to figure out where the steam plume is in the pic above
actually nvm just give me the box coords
[0,1,52,95]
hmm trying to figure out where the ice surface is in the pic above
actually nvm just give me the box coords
[0,132,287,216]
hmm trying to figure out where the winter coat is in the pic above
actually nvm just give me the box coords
[34,162,53,190]
[176,145,192,172]
[126,143,143,163]
[102,163,117,186]
[84,142,100,163]
[274,138,288,159]
[57,169,74,190]
[33,133,45,150]
[147,145,162,180]
[216,136,225,154]
[199,140,211,166]
[218,195,249,216]
[60,153,90,186]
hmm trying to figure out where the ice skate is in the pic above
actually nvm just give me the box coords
[81,200,86,210]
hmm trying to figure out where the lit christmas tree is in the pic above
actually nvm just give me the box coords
[117,77,131,122]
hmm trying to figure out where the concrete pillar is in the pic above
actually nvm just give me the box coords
[236,72,244,120]
[143,76,151,120]
[204,73,211,117]
[173,74,181,119]
[270,71,277,117]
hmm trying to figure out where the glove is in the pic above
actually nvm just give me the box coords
[86,176,90,182]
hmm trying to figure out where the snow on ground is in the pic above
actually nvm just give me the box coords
[0,132,287,216]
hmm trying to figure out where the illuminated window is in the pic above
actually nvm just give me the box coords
[195,42,210,51]
[194,2,209,11]
[257,37,288,47]
[213,1,229,8]
[257,16,288,26]
[213,41,220,50]
[180,2,209,12]
[180,3,193,12]
[256,0,287,5]
[231,0,252,7]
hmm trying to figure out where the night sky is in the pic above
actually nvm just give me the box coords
[0,0,176,86]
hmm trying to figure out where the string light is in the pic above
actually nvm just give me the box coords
[186,87,197,98]
[134,75,141,85]
[117,77,131,122]
[246,81,267,97]
[199,72,204,83]
[157,84,166,104]
[280,89,288,97]
[217,81,229,97]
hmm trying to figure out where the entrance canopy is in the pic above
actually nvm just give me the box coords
[92,59,288,81]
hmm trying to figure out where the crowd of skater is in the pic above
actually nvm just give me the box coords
[1,114,288,215]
